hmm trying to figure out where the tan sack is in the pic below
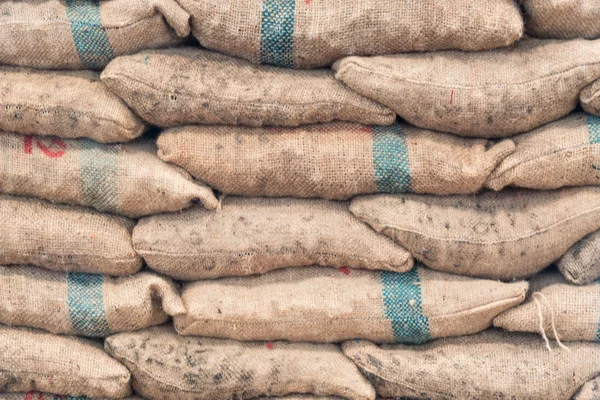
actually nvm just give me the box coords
[0,394,142,400]
[574,377,600,400]
[521,0,600,39]
[558,230,600,285]
[581,80,600,117]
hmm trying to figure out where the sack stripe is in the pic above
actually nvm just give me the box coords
[588,114,600,144]
[373,124,412,193]
[67,272,111,337]
[260,0,295,68]
[80,139,119,213]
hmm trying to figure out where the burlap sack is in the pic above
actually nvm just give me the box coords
[175,265,527,343]
[0,132,218,217]
[133,197,412,280]
[581,80,600,117]
[574,378,600,400]
[0,394,142,400]
[521,0,600,39]
[0,195,142,275]
[333,39,600,138]
[177,0,522,69]
[558,230,600,285]
[158,123,515,199]
[0,326,131,398]
[0,265,185,337]
[105,325,375,400]
[0,0,190,70]
[101,47,396,128]
[350,187,600,280]
[485,113,600,190]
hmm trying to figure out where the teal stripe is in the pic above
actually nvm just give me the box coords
[381,269,430,344]
[66,0,115,69]
[373,124,412,193]
[587,114,600,144]
[80,139,119,214]
[67,273,110,337]
[260,0,295,68]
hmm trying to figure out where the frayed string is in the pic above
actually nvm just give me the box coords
[532,292,570,352]
[217,194,226,212]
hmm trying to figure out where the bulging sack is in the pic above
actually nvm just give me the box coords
[485,114,600,191]
[175,265,527,343]
[105,325,376,400]
[0,394,142,400]
[521,0,600,39]
[0,0,190,70]
[101,48,396,128]
[177,0,523,68]
[133,197,412,280]
[0,67,146,143]
[0,265,184,337]
[581,80,600,117]
[158,123,514,199]
[333,39,600,138]
[558,230,600,285]
[350,187,600,279]
[343,331,600,400]
[0,326,131,398]
[574,378,600,400]
[0,195,142,275]
[0,132,218,217]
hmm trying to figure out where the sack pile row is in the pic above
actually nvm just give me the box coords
[1,0,600,399]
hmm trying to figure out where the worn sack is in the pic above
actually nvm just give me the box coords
[0,326,131,398]
[105,325,375,400]
[574,378,600,400]
[343,331,600,400]
[0,265,184,337]
[558,230,600,285]
[0,394,142,400]
[158,123,514,199]
[101,47,396,128]
[350,187,600,279]
[177,0,522,69]
[0,67,145,143]
[134,197,412,280]
[333,39,600,138]
[521,0,600,39]
[0,195,142,275]
[175,265,527,343]
[0,0,190,70]
[0,132,218,217]
[581,80,600,117]
[485,113,600,190]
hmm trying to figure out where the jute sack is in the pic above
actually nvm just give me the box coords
[0,132,218,217]
[494,271,600,342]
[0,326,131,398]
[0,0,190,70]
[0,67,146,143]
[0,195,142,275]
[177,0,523,69]
[0,265,185,338]
[0,394,143,400]
[521,0,600,39]
[101,47,396,128]
[350,187,600,279]
[343,331,600,400]
[485,113,600,191]
[581,80,600,117]
[175,265,527,343]
[558,230,600,285]
[574,378,600,400]
[333,39,600,138]
[157,123,515,199]
[133,197,412,280]
[105,325,376,400]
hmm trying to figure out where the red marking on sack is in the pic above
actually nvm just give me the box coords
[266,342,274,349]
[339,266,351,275]
[23,136,33,154]
[305,0,310,4]
[24,136,66,158]
[24,392,44,400]
[449,90,454,105]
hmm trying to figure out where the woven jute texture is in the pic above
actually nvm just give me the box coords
[0,0,190,70]
[0,394,143,400]
[581,80,600,117]
[0,265,184,338]
[574,377,600,400]
[0,132,218,217]
[558,230,600,285]
[177,0,522,69]
[157,123,514,200]
[175,265,527,343]
[494,271,600,342]
[0,67,145,143]
[521,0,600,39]
[133,197,412,280]
[105,325,376,400]
[485,113,600,191]
[0,325,131,398]
[0,195,142,275]
[343,330,600,400]
[101,47,396,128]
[333,38,600,138]
[350,187,600,280]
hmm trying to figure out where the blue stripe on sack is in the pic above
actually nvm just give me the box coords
[67,272,111,337]
[587,114,600,144]
[381,269,430,344]
[373,124,412,193]
[80,139,119,213]
[65,0,115,69]
[260,0,295,68]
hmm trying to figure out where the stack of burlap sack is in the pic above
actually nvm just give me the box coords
[1,0,600,399]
